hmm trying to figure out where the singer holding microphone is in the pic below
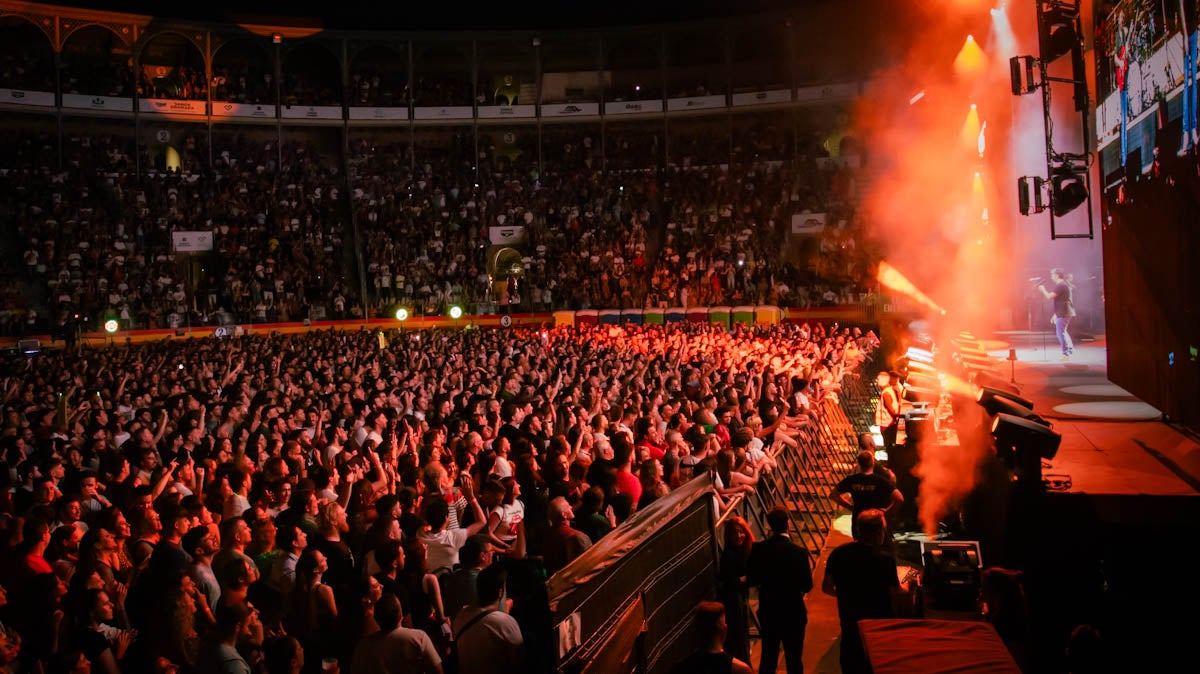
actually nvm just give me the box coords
[1037,268,1076,361]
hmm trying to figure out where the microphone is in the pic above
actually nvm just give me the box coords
[1028,276,1042,282]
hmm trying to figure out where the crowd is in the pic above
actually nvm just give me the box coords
[0,318,876,673]
[0,126,355,336]
[140,66,207,102]
[0,110,872,336]
[211,63,276,106]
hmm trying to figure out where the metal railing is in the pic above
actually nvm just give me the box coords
[714,361,877,568]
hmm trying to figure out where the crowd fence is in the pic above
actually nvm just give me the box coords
[546,356,878,674]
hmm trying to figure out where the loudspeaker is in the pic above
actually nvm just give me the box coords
[920,540,983,612]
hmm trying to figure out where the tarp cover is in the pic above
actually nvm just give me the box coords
[860,619,1020,674]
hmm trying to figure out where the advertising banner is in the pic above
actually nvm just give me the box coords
[732,89,793,107]
[488,226,526,245]
[348,106,410,120]
[140,99,207,116]
[62,94,133,112]
[413,106,474,120]
[542,102,600,117]
[171,231,214,253]
[477,104,537,119]
[604,99,664,115]
[212,102,275,119]
[0,89,55,107]
[281,105,343,120]
[666,95,726,111]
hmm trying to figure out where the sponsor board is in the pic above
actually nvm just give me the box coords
[604,99,664,115]
[732,89,792,107]
[140,99,207,116]
[666,95,726,111]
[791,212,827,235]
[62,94,133,112]
[0,89,55,107]
[543,102,600,116]
[172,231,214,253]
[348,107,409,120]
[213,102,275,119]
[477,104,537,119]
[795,82,859,102]
[281,105,343,120]
[488,226,526,245]
[413,106,474,120]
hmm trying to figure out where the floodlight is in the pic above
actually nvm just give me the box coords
[1009,56,1038,95]
[395,308,409,322]
[1050,166,1088,217]
[449,305,463,320]
[991,412,1061,460]
[976,386,1034,411]
[104,319,119,334]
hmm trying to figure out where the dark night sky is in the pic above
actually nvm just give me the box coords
[64,0,819,30]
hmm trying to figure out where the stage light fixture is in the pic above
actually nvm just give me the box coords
[1050,165,1088,217]
[1017,176,1048,216]
[1009,56,1038,95]
[972,372,1022,397]
[906,347,934,364]
[395,307,409,322]
[978,394,1048,427]
[1038,3,1079,64]
[448,305,464,320]
[976,386,1034,411]
[991,412,1062,461]
[104,319,119,334]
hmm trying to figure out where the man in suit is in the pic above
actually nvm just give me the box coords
[746,506,813,674]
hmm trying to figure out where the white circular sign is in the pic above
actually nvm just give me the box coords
[500,314,513,327]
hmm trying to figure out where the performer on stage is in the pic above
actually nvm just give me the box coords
[1038,269,1076,360]
[1115,10,1131,166]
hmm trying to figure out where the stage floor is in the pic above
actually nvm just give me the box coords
[984,336,1200,499]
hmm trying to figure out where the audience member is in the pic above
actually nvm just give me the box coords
[821,508,902,674]
[746,506,812,674]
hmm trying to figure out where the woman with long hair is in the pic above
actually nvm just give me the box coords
[718,516,754,664]
[282,548,338,673]
[714,449,758,500]
[68,589,134,674]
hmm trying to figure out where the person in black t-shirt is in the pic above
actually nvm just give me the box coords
[1038,268,1076,359]
[670,601,753,674]
[832,450,902,539]
[822,509,904,674]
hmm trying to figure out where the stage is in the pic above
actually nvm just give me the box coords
[791,335,1200,673]
[986,335,1200,507]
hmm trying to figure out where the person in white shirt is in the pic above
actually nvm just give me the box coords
[418,476,506,574]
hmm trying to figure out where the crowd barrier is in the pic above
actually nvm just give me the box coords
[546,359,877,674]
[1,304,886,349]
[716,360,876,569]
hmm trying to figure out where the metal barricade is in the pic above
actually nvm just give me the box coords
[714,364,878,569]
